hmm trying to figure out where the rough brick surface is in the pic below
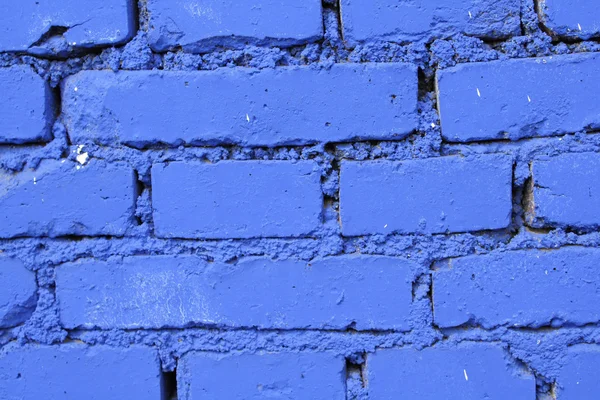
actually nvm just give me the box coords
[148,0,323,52]
[0,0,135,54]
[0,160,136,238]
[178,352,345,399]
[367,343,535,399]
[340,0,520,44]
[340,155,513,235]
[437,53,600,142]
[557,345,600,398]
[0,344,161,400]
[527,153,600,229]
[0,66,54,144]
[152,161,322,239]
[61,64,418,147]
[433,247,600,328]
[0,258,37,328]
[538,0,600,40]
[56,255,415,330]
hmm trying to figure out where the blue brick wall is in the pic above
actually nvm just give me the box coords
[1,1,600,399]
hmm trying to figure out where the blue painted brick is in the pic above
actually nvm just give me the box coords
[0,344,161,400]
[61,64,418,147]
[340,154,513,235]
[557,345,600,398]
[433,247,600,328]
[437,53,600,142]
[55,255,416,330]
[367,343,535,399]
[148,0,323,52]
[0,258,37,328]
[152,161,322,239]
[0,0,135,54]
[538,0,600,40]
[0,160,136,238]
[527,153,600,229]
[178,352,345,399]
[340,0,520,45]
[0,66,54,144]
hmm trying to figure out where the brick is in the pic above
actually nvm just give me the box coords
[0,258,37,328]
[538,0,600,40]
[61,64,418,147]
[0,160,136,238]
[178,352,345,399]
[0,344,161,400]
[0,0,135,54]
[56,255,416,330]
[340,0,520,44]
[148,0,323,52]
[368,343,535,399]
[527,153,600,229]
[340,154,512,236]
[0,66,54,144]
[437,53,600,142]
[433,247,600,328]
[557,345,600,398]
[152,161,322,239]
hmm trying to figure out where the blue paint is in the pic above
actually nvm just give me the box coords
[340,154,513,235]
[557,345,600,397]
[539,0,600,40]
[62,64,418,148]
[0,66,54,144]
[0,258,37,328]
[148,0,324,53]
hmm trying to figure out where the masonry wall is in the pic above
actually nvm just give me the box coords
[1,0,599,399]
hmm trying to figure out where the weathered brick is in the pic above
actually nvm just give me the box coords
[340,0,520,44]
[437,53,600,142]
[340,154,512,236]
[557,345,600,398]
[0,344,161,400]
[0,66,54,144]
[538,0,600,40]
[0,0,135,54]
[527,153,600,229]
[148,0,323,52]
[368,343,535,399]
[56,255,416,330]
[152,161,322,239]
[433,247,600,328]
[0,258,37,328]
[0,160,136,238]
[178,352,345,399]
[62,64,418,147]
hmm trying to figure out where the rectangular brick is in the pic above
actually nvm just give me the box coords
[62,64,418,147]
[557,345,600,398]
[0,344,161,400]
[368,343,534,399]
[55,255,416,331]
[178,352,345,399]
[340,154,512,236]
[0,0,135,53]
[527,153,600,229]
[0,66,54,144]
[538,0,600,40]
[437,53,600,142]
[152,161,322,239]
[433,247,600,328]
[0,257,37,328]
[340,0,520,44]
[148,0,323,52]
[0,160,136,238]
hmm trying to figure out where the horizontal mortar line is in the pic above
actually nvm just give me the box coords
[440,129,600,147]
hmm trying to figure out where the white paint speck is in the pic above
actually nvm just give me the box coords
[246,113,250,122]
[464,369,469,381]
[468,11,472,19]
[74,87,78,92]
[33,177,37,185]
[384,224,388,228]
[527,95,531,102]
[76,152,89,165]
[578,23,582,31]
[537,340,541,345]
[76,165,81,170]
[431,122,436,128]
[476,88,481,97]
